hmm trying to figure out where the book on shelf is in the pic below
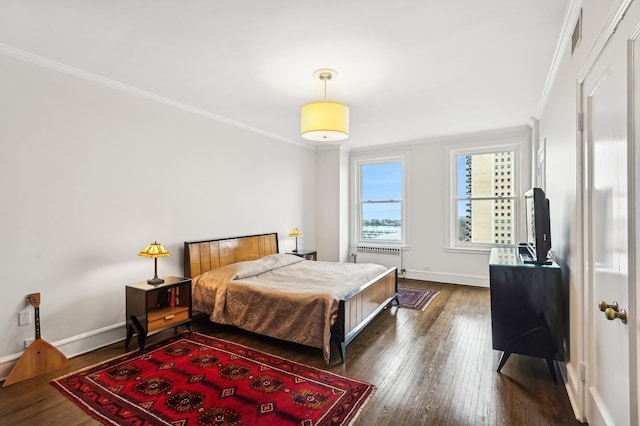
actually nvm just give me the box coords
[156,289,168,308]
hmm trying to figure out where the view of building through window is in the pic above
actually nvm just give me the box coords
[457,151,515,245]
[360,161,402,241]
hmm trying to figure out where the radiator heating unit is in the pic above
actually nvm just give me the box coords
[355,245,402,270]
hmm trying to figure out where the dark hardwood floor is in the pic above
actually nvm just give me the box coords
[0,280,582,425]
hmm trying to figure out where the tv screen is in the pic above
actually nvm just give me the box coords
[523,187,552,265]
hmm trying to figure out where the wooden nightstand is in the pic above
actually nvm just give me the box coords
[125,276,192,352]
[287,249,317,261]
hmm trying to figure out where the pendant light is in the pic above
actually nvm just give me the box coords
[301,69,349,141]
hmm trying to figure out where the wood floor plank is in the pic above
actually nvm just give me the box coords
[0,280,582,425]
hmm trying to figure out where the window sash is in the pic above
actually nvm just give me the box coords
[356,158,405,244]
[452,148,518,248]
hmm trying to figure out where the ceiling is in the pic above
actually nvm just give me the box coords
[0,0,569,149]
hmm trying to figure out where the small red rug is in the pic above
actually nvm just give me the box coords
[51,332,375,425]
[396,287,439,311]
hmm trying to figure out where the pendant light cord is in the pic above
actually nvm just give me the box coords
[321,73,330,99]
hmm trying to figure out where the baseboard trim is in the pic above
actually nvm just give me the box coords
[405,269,489,287]
[564,361,586,422]
[0,322,126,382]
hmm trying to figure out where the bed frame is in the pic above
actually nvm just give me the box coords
[184,232,398,363]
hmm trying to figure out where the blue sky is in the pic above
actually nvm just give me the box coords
[457,156,467,198]
[361,162,402,221]
[361,159,468,221]
[456,156,469,220]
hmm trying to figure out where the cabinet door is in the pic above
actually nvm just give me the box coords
[489,265,563,360]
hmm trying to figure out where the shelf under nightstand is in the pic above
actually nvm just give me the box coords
[125,276,192,352]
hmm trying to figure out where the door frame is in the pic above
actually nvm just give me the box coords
[629,17,640,425]
[577,2,639,423]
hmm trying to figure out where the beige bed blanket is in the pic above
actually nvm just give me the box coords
[191,254,388,364]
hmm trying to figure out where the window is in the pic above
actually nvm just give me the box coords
[454,150,516,247]
[356,159,404,243]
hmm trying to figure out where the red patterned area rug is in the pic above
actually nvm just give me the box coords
[51,332,375,425]
[396,287,439,311]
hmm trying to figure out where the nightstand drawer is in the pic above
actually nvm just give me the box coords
[147,307,189,332]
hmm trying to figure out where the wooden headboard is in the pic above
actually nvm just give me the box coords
[184,233,279,278]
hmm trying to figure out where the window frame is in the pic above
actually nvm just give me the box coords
[352,154,407,246]
[446,142,525,252]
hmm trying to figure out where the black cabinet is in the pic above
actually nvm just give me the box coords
[489,247,564,381]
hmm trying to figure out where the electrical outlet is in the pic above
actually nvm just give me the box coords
[18,310,32,326]
[24,338,34,349]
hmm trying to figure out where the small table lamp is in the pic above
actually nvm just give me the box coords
[288,228,303,252]
[138,241,171,285]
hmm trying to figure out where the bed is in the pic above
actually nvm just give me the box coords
[184,232,398,364]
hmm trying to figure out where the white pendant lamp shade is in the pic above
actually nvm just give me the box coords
[301,101,350,141]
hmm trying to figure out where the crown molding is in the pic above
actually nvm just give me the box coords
[537,0,582,115]
[349,124,531,154]
[0,43,314,150]
[577,0,634,82]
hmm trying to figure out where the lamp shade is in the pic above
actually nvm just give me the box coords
[288,228,303,238]
[138,242,171,258]
[138,242,170,285]
[301,101,349,141]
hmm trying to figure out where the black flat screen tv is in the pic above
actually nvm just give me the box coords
[522,187,552,265]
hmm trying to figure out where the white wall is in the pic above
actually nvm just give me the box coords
[349,126,531,286]
[538,23,581,415]
[315,148,339,261]
[339,148,350,262]
[537,0,634,420]
[0,52,316,373]
[314,147,351,263]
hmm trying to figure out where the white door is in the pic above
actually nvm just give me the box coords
[582,3,638,425]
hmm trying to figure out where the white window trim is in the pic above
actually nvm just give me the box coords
[352,153,408,246]
[445,141,527,252]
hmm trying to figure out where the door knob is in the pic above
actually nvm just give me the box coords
[599,300,619,312]
[604,307,628,324]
